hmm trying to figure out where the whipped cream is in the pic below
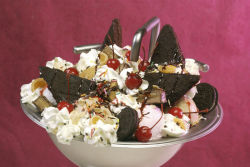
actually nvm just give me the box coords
[40,96,119,146]
[110,44,125,59]
[123,45,131,51]
[94,65,124,89]
[56,123,81,145]
[82,118,118,146]
[76,49,99,73]
[21,80,57,107]
[110,105,126,114]
[185,58,200,75]
[20,83,40,107]
[41,107,70,133]
[175,66,184,73]
[42,88,57,105]
[46,57,73,71]
[113,93,141,111]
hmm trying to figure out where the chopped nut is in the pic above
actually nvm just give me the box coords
[79,66,96,80]
[99,52,109,65]
[102,46,118,59]
[109,91,117,101]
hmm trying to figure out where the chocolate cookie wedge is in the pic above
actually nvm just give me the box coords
[151,25,184,65]
[117,107,139,141]
[144,73,200,106]
[101,18,122,49]
[40,66,96,103]
[193,83,218,112]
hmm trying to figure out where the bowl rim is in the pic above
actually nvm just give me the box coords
[20,101,223,148]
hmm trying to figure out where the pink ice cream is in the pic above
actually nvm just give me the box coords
[138,105,164,140]
[176,96,200,125]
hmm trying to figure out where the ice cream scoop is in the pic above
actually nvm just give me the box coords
[161,113,190,137]
[176,96,200,125]
[138,105,164,141]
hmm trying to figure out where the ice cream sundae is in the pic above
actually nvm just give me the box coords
[20,18,218,146]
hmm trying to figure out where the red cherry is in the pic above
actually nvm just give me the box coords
[135,126,152,142]
[107,59,120,70]
[125,73,142,89]
[125,50,131,61]
[168,107,183,118]
[64,67,79,76]
[138,61,150,72]
[57,101,74,113]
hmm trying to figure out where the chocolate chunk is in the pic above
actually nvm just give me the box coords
[193,83,218,112]
[151,25,184,65]
[117,107,139,141]
[101,18,122,49]
[33,96,53,112]
[40,67,96,103]
[144,73,200,106]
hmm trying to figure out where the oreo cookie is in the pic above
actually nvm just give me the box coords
[151,25,184,65]
[40,66,96,103]
[144,73,200,106]
[117,107,139,141]
[101,18,122,49]
[193,83,218,112]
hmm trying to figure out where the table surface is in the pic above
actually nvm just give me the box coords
[0,1,249,167]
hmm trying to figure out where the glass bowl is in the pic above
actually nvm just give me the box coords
[20,101,223,167]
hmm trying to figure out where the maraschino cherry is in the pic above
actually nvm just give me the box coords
[125,50,131,61]
[138,61,150,72]
[107,35,120,70]
[136,104,164,142]
[135,126,152,142]
[168,107,183,118]
[57,101,74,113]
[138,46,150,72]
[64,67,79,76]
[125,73,142,89]
[107,59,120,70]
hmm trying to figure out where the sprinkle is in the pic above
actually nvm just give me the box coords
[91,128,95,137]
[99,69,108,77]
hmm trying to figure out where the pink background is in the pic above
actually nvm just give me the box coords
[0,0,249,166]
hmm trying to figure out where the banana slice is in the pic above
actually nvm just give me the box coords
[99,52,109,66]
[79,66,96,80]
[158,65,176,73]
[31,78,47,92]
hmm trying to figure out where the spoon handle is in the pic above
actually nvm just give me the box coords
[130,17,160,61]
